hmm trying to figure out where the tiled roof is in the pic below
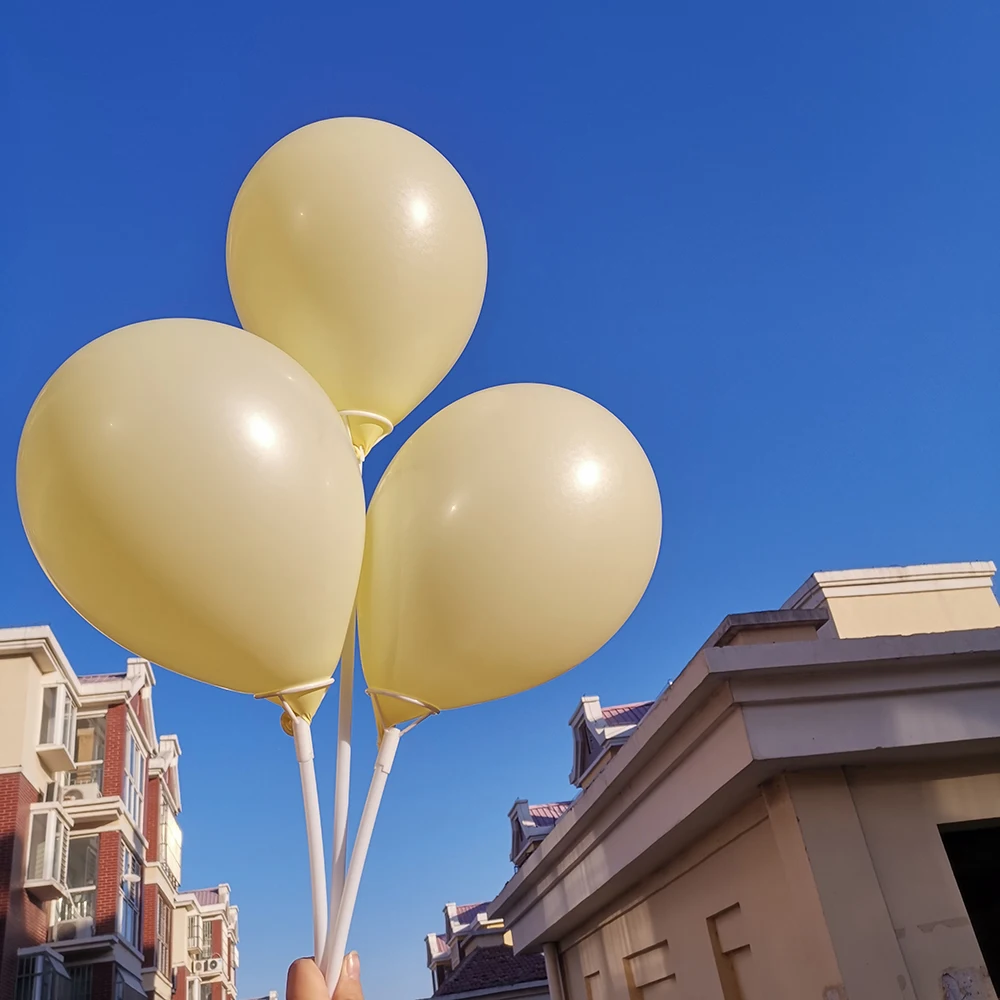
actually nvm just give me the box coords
[79,672,127,683]
[190,888,221,906]
[601,701,653,726]
[430,934,449,958]
[455,902,486,921]
[434,946,546,996]
[527,802,571,826]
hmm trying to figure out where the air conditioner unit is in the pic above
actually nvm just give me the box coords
[54,917,94,941]
[60,783,101,803]
[192,958,224,977]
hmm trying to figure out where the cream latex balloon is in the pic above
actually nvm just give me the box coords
[17,318,366,720]
[226,117,488,456]
[358,383,661,730]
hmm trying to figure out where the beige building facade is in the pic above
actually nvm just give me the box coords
[491,562,1000,1000]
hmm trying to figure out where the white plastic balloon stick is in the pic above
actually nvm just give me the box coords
[291,716,328,961]
[325,612,355,967]
[321,726,401,991]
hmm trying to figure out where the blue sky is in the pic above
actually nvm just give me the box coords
[3,3,999,998]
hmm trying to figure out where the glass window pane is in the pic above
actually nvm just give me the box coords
[62,696,76,751]
[26,812,47,880]
[67,836,99,888]
[39,688,57,744]
[76,718,106,763]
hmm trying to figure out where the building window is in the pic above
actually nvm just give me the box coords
[25,805,69,892]
[160,799,183,886]
[39,685,77,750]
[186,980,198,1000]
[188,915,202,952]
[156,892,172,978]
[200,984,212,1000]
[54,835,99,924]
[122,727,145,827]
[202,919,219,957]
[67,967,91,1000]
[15,954,70,1000]
[72,716,106,789]
[118,842,142,950]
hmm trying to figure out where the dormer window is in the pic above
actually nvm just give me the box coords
[37,684,78,773]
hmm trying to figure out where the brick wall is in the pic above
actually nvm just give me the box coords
[172,964,188,1000]
[145,777,160,860]
[91,960,114,1000]
[95,830,122,938]
[142,884,159,969]
[104,703,126,798]
[211,918,222,958]
[0,772,48,1000]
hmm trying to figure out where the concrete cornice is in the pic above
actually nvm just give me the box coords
[490,627,1000,950]
[0,626,83,697]
[784,560,997,608]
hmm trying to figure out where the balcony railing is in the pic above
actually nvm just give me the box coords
[15,955,70,1000]
[67,763,104,789]
[55,889,95,923]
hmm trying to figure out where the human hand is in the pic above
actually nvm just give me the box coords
[286,954,362,1000]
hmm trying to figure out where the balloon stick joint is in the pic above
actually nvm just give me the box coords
[339,410,394,462]
[253,676,336,701]
[253,677,337,736]
[366,688,440,737]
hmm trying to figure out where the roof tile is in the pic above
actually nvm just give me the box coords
[434,946,546,996]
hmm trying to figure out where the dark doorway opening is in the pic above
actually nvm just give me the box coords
[940,822,1000,985]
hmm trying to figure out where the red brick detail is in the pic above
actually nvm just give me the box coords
[211,984,222,1000]
[91,961,114,1000]
[104,703,127,798]
[0,772,48,1000]
[95,830,122,937]
[145,777,161,860]
[173,964,188,1000]
[211,917,222,958]
[142,884,159,968]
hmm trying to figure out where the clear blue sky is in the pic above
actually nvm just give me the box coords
[3,3,999,998]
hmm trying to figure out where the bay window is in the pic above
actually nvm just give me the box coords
[24,804,70,901]
[37,685,78,772]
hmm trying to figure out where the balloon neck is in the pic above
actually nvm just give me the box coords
[340,410,394,462]
[369,687,441,739]
[255,677,335,733]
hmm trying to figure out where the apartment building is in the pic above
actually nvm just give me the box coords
[491,562,1000,1000]
[422,903,547,1000]
[0,626,238,1000]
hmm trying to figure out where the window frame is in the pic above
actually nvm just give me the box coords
[155,891,172,979]
[122,725,146,828]
[37,684,78,764]
[24,804,70,896]
[117,841,142,951]
[54,835,99,925]
[72,714,106,790]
